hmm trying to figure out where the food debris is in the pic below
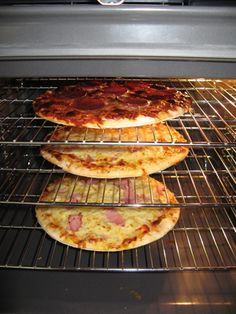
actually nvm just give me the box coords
[129,289,142,301]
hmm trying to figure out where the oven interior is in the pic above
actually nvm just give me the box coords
[0,1,236,312]
[0,77,235,272]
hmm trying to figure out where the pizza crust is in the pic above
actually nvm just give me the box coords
[40,123,189,178]
[35,107,186,129]
[41,146,188,178]
[82,107,186,129]
[36,176,180,251]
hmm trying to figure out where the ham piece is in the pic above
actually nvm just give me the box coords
[71,193,81,202]
[105,209,125,226]
[68,214,83,231]
[115,179,136,203]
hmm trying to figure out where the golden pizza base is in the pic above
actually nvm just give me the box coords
[36,176,180,251]
[41,123,189,179]
[35,108,187,129]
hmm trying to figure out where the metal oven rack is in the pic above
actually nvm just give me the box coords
[0,78,235,272]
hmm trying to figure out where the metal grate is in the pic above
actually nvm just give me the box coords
[0,78,235,147]
[0,147,235,207]
[0,204,235,271]
[0,78,235,271]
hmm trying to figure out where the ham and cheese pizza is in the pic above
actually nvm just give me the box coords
[40,123,189,178]
[36,175,180,251]
[33,80,192,128]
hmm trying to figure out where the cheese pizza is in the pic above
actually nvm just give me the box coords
[40,123,189,178]
[36,175,180,251]
[33,80,192,128]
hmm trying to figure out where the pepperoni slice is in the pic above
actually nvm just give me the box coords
[55,87,86,99]
[103,82,127,95]
[124,80,151,91]
[146,88,176,96]
[64,90,86,99]
[50,103,71,110]
[122,97,148,106]
[79,80,102,91]
[74,97,105,110]
[139,87,177,100]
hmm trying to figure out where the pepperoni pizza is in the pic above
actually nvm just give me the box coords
[33,80,192,128]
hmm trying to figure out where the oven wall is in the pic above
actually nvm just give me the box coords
[0,5,236,78]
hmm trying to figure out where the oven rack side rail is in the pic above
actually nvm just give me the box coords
[1,201,236,208]
[0,266,235,273]
[0,78,236,147]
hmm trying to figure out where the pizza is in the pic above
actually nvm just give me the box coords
[36,175,180,251]
[40,123,189,178]
[33,80,192,128]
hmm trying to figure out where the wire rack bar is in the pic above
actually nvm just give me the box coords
[1,118,235,146]
[0,147,235,207]
[0,78,236,146]
[0,221,235,271]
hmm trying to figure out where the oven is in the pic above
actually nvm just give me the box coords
[0,1,236,313]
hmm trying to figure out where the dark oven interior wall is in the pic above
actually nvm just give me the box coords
[1,270,236,314]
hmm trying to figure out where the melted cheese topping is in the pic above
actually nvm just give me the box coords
[42,123,188,177]
[41,176,170,204]
[36,176,179,250]
[40,206,165,245]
